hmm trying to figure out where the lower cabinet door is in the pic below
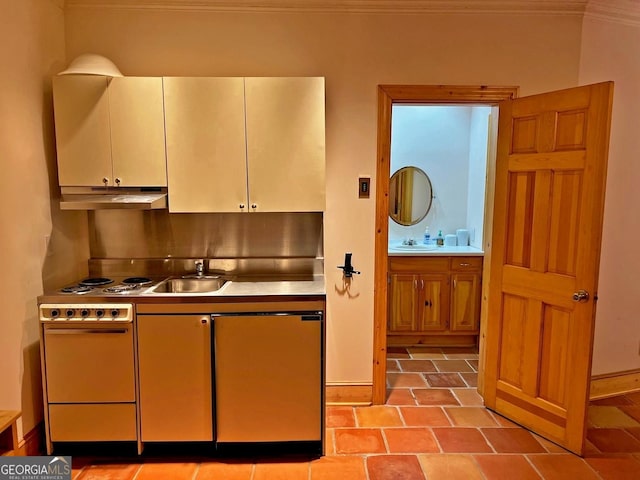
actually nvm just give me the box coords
[450,273,481,332]
[214,313,322,442]
[137,314,213,441]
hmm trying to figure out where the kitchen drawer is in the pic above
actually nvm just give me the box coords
[449,257,483,272]
[48,404,136,442]
[389,257,449,273]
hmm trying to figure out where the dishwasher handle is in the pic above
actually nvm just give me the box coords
[210,311,323,321]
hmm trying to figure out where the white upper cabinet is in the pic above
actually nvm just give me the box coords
[52,76,166,188]
[163,76,326,213]
[245,77,326,212]
[163,77,247,213]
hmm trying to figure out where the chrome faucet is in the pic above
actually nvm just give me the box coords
[195,259,204,277]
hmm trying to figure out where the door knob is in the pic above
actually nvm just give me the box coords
[572,290,590,303]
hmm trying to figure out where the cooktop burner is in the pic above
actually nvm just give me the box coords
[60,285,92,294]
[103,284,141,294]
[122,277,152,285]
[79,277,113,287]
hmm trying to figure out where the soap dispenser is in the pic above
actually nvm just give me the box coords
[423,226,431,245]
[436,230,444,246]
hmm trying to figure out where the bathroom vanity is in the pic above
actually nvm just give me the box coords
[387,247,483,347]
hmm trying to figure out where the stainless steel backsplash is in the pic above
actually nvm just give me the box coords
[89,210,323,260]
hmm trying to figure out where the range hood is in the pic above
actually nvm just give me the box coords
[59,187,167,210]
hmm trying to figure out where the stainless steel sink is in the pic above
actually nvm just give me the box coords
[149,277,227,294]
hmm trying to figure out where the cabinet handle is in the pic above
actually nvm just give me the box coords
[239,204,246,209]
[414,279,417,289]
[459,263,471,267]
[251,203,258,210]
[115,177,121,186]
[454,279,457,289]
[102,177,109,186]
[424,300,431,307]
[420,279,424,289]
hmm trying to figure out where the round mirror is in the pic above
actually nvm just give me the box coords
[389,166,433,226]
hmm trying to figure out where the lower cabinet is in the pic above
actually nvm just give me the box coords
[137,314,213,442]
[388,256,482,345]
[135,301,325,455]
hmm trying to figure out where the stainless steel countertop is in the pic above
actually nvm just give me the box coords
[38,275,326,304]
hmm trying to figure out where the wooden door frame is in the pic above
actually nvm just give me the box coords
[372,85,519,405]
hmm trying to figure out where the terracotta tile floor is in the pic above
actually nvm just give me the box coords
[71,347,640,479]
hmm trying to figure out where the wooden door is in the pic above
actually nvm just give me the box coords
[52,75,112,187]
[388,274,418,332]
[164,77,247,212]
[418,274,449,331]
[245,77,326,212]
[109,77,167,187]
[484,82,613,455]
[450,273,481,332]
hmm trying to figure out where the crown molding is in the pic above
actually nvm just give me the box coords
[64,0,589,15]
[585,0,640,27]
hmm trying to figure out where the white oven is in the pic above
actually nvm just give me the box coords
[40,303,137,450]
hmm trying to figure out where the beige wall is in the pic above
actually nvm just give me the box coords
[63,6,583,385]
[0,0,89,438]
[579,16,640,376]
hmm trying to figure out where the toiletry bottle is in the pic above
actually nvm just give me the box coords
[423,226,431,245]
[436,230,444,246]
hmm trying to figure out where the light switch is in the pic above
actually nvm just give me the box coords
[359,176,370,198]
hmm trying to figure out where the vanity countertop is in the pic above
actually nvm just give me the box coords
[388,245,484,256]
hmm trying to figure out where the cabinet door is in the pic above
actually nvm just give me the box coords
[450,273,481,332]
[245,77,325,212]
[214,314,322,442]
[388,274,418,332]
[52,75,112,186]
[417,274,449,331]
[138,314,212,441]
[109,77,167,187]
[164,77,247,212]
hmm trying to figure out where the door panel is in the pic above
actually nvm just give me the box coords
[485,82,613,455]
[418,274,448,331]
[388,274,418,332]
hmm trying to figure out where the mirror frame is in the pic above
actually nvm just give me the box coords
[388,166,433,226]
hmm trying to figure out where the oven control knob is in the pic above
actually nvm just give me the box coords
[50,309,59,318]
[95,309,105,318]
[65,309,75,318]
[111,309,119,318]
[80,309,90,317]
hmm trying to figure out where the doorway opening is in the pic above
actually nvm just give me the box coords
[372,85,519,406]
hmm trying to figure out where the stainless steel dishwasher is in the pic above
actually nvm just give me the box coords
[213,311,324,450]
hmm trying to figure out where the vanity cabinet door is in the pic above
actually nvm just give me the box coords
[417,274,449,331]
[450,273,481,332]
[388,274,419,332]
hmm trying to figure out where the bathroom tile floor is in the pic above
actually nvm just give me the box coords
[71,346,640,479]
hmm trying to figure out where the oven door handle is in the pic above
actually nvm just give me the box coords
[45,328,129,335]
